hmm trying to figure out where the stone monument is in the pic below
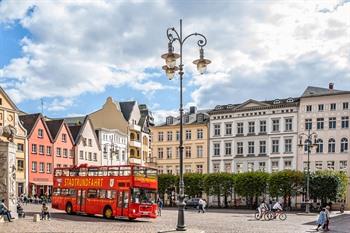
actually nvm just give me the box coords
[0,125,18,218]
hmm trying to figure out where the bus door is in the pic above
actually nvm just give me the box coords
[116,190,129,217]
[77,189,86,212]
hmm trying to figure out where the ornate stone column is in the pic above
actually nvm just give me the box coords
[0,141,18,218]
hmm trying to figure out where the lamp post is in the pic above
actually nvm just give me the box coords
[161,19,210,231]
[298,128,317,213]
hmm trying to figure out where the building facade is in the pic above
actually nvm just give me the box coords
[0,87,28,195]
[89,97,128,166]
[20,114,54,196]
[68,116,101,166]
[151,107,209,174]
[297,84,350,208]
[209,98,299,174]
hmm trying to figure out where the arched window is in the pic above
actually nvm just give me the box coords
[328,138,336,153]
[341,138,348,153]
[316,139,323,153]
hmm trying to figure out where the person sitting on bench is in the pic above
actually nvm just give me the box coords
[0,199,13,222]
[41,203,51,220]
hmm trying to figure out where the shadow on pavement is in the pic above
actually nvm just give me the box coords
[302,214,349,226]
[24,211,150,223]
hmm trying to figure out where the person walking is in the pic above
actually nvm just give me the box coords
[198,199,206,213]
[316,208,326,231]
[0,199,13,222]
[157,197,163,216]
[323,205,330,231]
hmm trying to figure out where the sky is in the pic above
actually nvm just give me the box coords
[0,0,350,123]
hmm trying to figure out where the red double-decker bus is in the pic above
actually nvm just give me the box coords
[52,164,158,220]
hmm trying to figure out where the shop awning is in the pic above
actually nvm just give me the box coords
[30,181,53,186]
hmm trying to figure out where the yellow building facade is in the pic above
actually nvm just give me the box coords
[151,108,209,174]
[0,87,27,195]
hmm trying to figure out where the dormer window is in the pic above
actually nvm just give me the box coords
[166,116,173,125]
[38,129,43,138]
[184,115,189,123]
[215,105,223,110]
[286,98,294,103]
[62,133,67,143]
[273,99,281,104]
[197,113,204,123]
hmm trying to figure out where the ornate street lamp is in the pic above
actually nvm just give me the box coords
[161,19,210,231]
[298,129,317,213]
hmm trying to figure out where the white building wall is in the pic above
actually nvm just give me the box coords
[99,128,128,166]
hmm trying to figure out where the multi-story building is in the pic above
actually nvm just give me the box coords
[46,120,75,169]
[0,86,28,195]
[139,104,155,166]
[209,98,299,174]
[89,97,128,165]
[151,107,209,174]
[297,83,350,208]
[19,113,54,196]
[120,101,153,165]
[68,116,101,166]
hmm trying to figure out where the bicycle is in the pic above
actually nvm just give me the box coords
[268,209,287,221]
[254,208,270,221]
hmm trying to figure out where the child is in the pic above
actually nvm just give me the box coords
[316,208,326,231]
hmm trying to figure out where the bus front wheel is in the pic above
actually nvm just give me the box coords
[103,206,113,219]
[66,203,73,215]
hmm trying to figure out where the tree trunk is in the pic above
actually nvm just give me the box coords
[224,194,228,208]
[217,188,221,207]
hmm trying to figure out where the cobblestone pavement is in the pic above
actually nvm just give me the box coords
[1,204,349,233]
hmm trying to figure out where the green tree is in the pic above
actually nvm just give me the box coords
[309,171,339,206]
[184,173,206,198]
[234,172,269,208]
[158,174,178,206]
[204,173,222,207]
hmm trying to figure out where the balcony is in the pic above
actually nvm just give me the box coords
[130,124,141,132]
[129,140,141,148]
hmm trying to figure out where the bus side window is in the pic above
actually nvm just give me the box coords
[68,189,76,197]
[87,189,98,198]
[99,190,106,199]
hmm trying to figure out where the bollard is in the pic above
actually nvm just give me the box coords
[0,215,4,223]
[33,214,41,222]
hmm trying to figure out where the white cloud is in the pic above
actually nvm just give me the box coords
[1,0,350,115]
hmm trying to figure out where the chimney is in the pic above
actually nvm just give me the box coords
[189,106,197,114]
[329,82,334,90]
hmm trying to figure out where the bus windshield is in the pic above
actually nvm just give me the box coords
[131,188,156,204]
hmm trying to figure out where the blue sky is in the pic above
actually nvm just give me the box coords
[1,0,350,122]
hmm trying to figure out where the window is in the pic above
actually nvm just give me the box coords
[306,105,312,112]
[248,141,255,155]
[17,143,24,152]
[329,117,336,129]
[56,148,61,157]
[284,139,292,153]
[259,141,266,154]
[166,147,172,159]
[79,150,84,159]
[317,118,324,130]
[157,166,163,174]
[185,165,191,173]
[237,122,243,134]
[285,118,293,131]
[185,130,191,140]
[305,119,312,130]
[330,103,336,111]
[271,161,279,172]
[47,146,51,156]
[38,129,43,138]
[176,131,180,141]
[284,160,292,169]
[197,129,203,139]
[237,142,243,155]
[225,123,232,135]
[341,138,348,153]
[272,139,279,153]
[224,162,232,173]
[340,161,347,170]
[258,162,266,171]
[248,122,255,134]
[158,132,164,142]
[39,162,45,173]
[32,162,37,172]
[318,104,324,111]
[32,144,37,154]
[341,116,349,129]
[316,139,323,153]
[247,162,254,172]
[88,139,92,146]
[272,119,280,132]
[62,133,67,142]
[213,143,220,156]
[17,160,24,171]
[315,161,323,170]
[343,102,349,110]
[196,165,203,174]
[166,117,173,125]
[197,145,203,158]
[167,131,173,141]
[88,152,92,161]
[185,146,191,158]
[214,124,221,136]
[63,149,68,158]
[328,138,336,153]
[157,148,164,159]
[327,161,335,170]
[93,153,97,161]
[167,166,172,174]
[176,147,179,158]
[213,163,220,173]
[47,163,52,173]
[259,120,266,133]
[236,163,243,173]
[225,142,232,155]
[38,145,44,154]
